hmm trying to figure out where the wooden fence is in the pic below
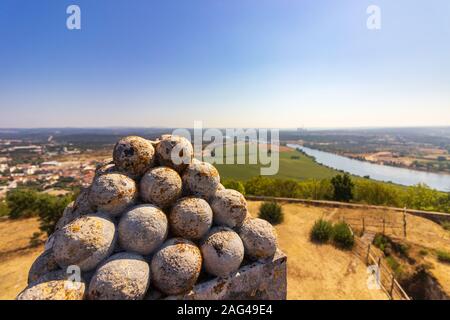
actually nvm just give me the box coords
[352,235,411,300]
[341,215,407,239]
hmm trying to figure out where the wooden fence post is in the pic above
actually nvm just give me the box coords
[362,217,365,234]
[377,257,381,272]
[390,274,395,299]
[366,244,371,264]
[382,219,386,235]
[403,208,407,239]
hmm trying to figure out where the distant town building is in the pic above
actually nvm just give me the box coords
[41,161,62,167]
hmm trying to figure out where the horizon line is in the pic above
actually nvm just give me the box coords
[0,125,450,131]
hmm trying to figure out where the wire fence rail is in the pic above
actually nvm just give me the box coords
[341,213,450,243]
[340,214,407,239]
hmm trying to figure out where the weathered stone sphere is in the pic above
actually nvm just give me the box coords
[95,159,117,177]
[17,270,86,300]
[150,238,202,295]
[118,204,168,255]
[182,161,220,199]
[28,249,59,285]
[238,218,277,260]
[55,189,94,233]
[88,173,137,216]
[169,197,212,240]
[140,166,182,207]
[113,136,155,177]
[155,135,193,172]
[201,227,244,277]
[211,189,248,228]
[53,213,117,271]
[55,202,78,232]
[72,187,94,214]
[88,252,150,300]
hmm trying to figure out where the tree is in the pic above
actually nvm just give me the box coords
[6,189,40,219]
[330,174,354,202]
[36,193,73,236]
[6,188,73,235]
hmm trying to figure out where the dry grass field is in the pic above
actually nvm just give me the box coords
[247,202,388,300]
[1,201,448,300]
[0,217,43,300]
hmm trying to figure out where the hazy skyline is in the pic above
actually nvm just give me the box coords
[1,0,450,128]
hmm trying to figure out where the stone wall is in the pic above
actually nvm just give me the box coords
[164,250,287,300]
[246,195,450,225]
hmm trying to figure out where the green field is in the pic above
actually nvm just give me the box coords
[210,145,340,181]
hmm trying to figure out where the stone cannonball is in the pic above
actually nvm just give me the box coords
[182,161,220,199]
[88,252,150,300]
[55,188,95,232]
[88,173,137,216]
[200,227,244,277]
[113,136,155,178]
[53,213,117,272]
[211,189,248,228]
[95,159,118,177]
[118,204,168,255]
[28,249,59,285]
[72,187,94,215]
[17,270,86,300]
[55,201,78,232]
[140,166,182,207]
[155,135,193,173]
[150,238,202,295]
[238,218,277,260]
[169,197,213,240]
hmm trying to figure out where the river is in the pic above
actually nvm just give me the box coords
[287,144,450,192]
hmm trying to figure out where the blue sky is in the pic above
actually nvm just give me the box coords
[0,0,449,128]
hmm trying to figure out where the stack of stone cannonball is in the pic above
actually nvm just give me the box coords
[17,135,278,300]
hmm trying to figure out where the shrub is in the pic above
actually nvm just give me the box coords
[296,179,333,200]
[310,219,333,243]
[354,180,402,207]
[440,221,450,231]
[398,243,410,257]
[0,201,10,217]
[332,222,354,249]
[386,256,404,279]
[373,234,390,252]
[258,201,284,225]
[222,179,246,195]
[437,250,450,264]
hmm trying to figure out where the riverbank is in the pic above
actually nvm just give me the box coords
[288,144,450,192]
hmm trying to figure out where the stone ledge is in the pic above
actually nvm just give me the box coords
[162,249,287,300]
